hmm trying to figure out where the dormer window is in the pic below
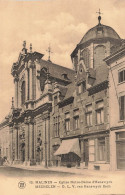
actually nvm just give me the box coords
[61,73,69,80]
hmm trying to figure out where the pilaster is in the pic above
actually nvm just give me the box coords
[13,123,19,164]
[29,117,34,162]
[14,75,19,108]
[29,65,33,100]
[9,126,13,163]
[24,117,29,165]
[25,63,29,101]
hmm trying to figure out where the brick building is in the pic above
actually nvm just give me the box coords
[0,16,125,170]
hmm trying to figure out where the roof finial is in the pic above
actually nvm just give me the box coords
[30,43,32,53]
[46,43,53,62]
[96,8,103,25]
[23,40,26,49]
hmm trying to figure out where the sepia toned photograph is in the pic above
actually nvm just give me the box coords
[0,0,125,195]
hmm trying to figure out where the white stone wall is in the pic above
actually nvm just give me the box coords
[109,55,125,170]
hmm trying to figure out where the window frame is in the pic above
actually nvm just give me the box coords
[119,95,125,121]
[98,138,105,161]
[65,112,70,132]
[118,69,125,83]
[86,104,92,126]
[95,100,104,125]
[73,109,79,130]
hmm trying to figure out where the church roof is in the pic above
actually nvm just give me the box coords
[79,24,120,45]
[40,59,75,82]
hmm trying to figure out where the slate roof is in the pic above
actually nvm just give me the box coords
[40,59,75,82]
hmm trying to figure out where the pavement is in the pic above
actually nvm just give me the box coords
[5,163,125,178]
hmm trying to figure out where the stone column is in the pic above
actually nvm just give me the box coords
[25,63,29,101]
[13,124,18,163]
[9,127,13,163]
[29,117,34,163]
[42,112,51,168]
[80,140,84,163]
[35,60,41,99]
[24,117,29,165]
[29,64,33,100]
[32,65,36,100]
[47,116,51,167]
[95,138,98,161]
[14,75,19,108]
[34,120,36,161]
[18,125,20,162]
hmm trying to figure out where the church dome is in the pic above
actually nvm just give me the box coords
[79,24,120,45]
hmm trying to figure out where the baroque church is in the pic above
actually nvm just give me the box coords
[0,14,125,170]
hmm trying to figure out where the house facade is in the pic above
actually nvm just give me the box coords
[105,45,125,170]
[52,17,122,171]
[0,16,125,170]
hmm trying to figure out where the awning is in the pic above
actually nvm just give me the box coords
[54,138,81,157]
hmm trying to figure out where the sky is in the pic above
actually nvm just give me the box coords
[0,0,125,122]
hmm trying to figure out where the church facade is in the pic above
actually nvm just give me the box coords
[0,16,125,170]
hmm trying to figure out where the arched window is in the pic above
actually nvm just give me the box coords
[21,81,25,105]
[81,48,90,68]
[94,45,106,68]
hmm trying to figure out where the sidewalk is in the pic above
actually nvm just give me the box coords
[7,164,125,178]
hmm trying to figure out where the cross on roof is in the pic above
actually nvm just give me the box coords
[46,44,53,62]
[96,9,103,24]
[96,8,103,16]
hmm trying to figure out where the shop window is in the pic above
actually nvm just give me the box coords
[96,100,104,124]
[118,69,125,83]
[73,109,79,130]
[119,96,125,120]
[98,138,105,161]
[65,112,70,132]
[86,104,92,126]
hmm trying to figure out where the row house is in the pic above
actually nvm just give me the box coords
[52,17,122,170]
